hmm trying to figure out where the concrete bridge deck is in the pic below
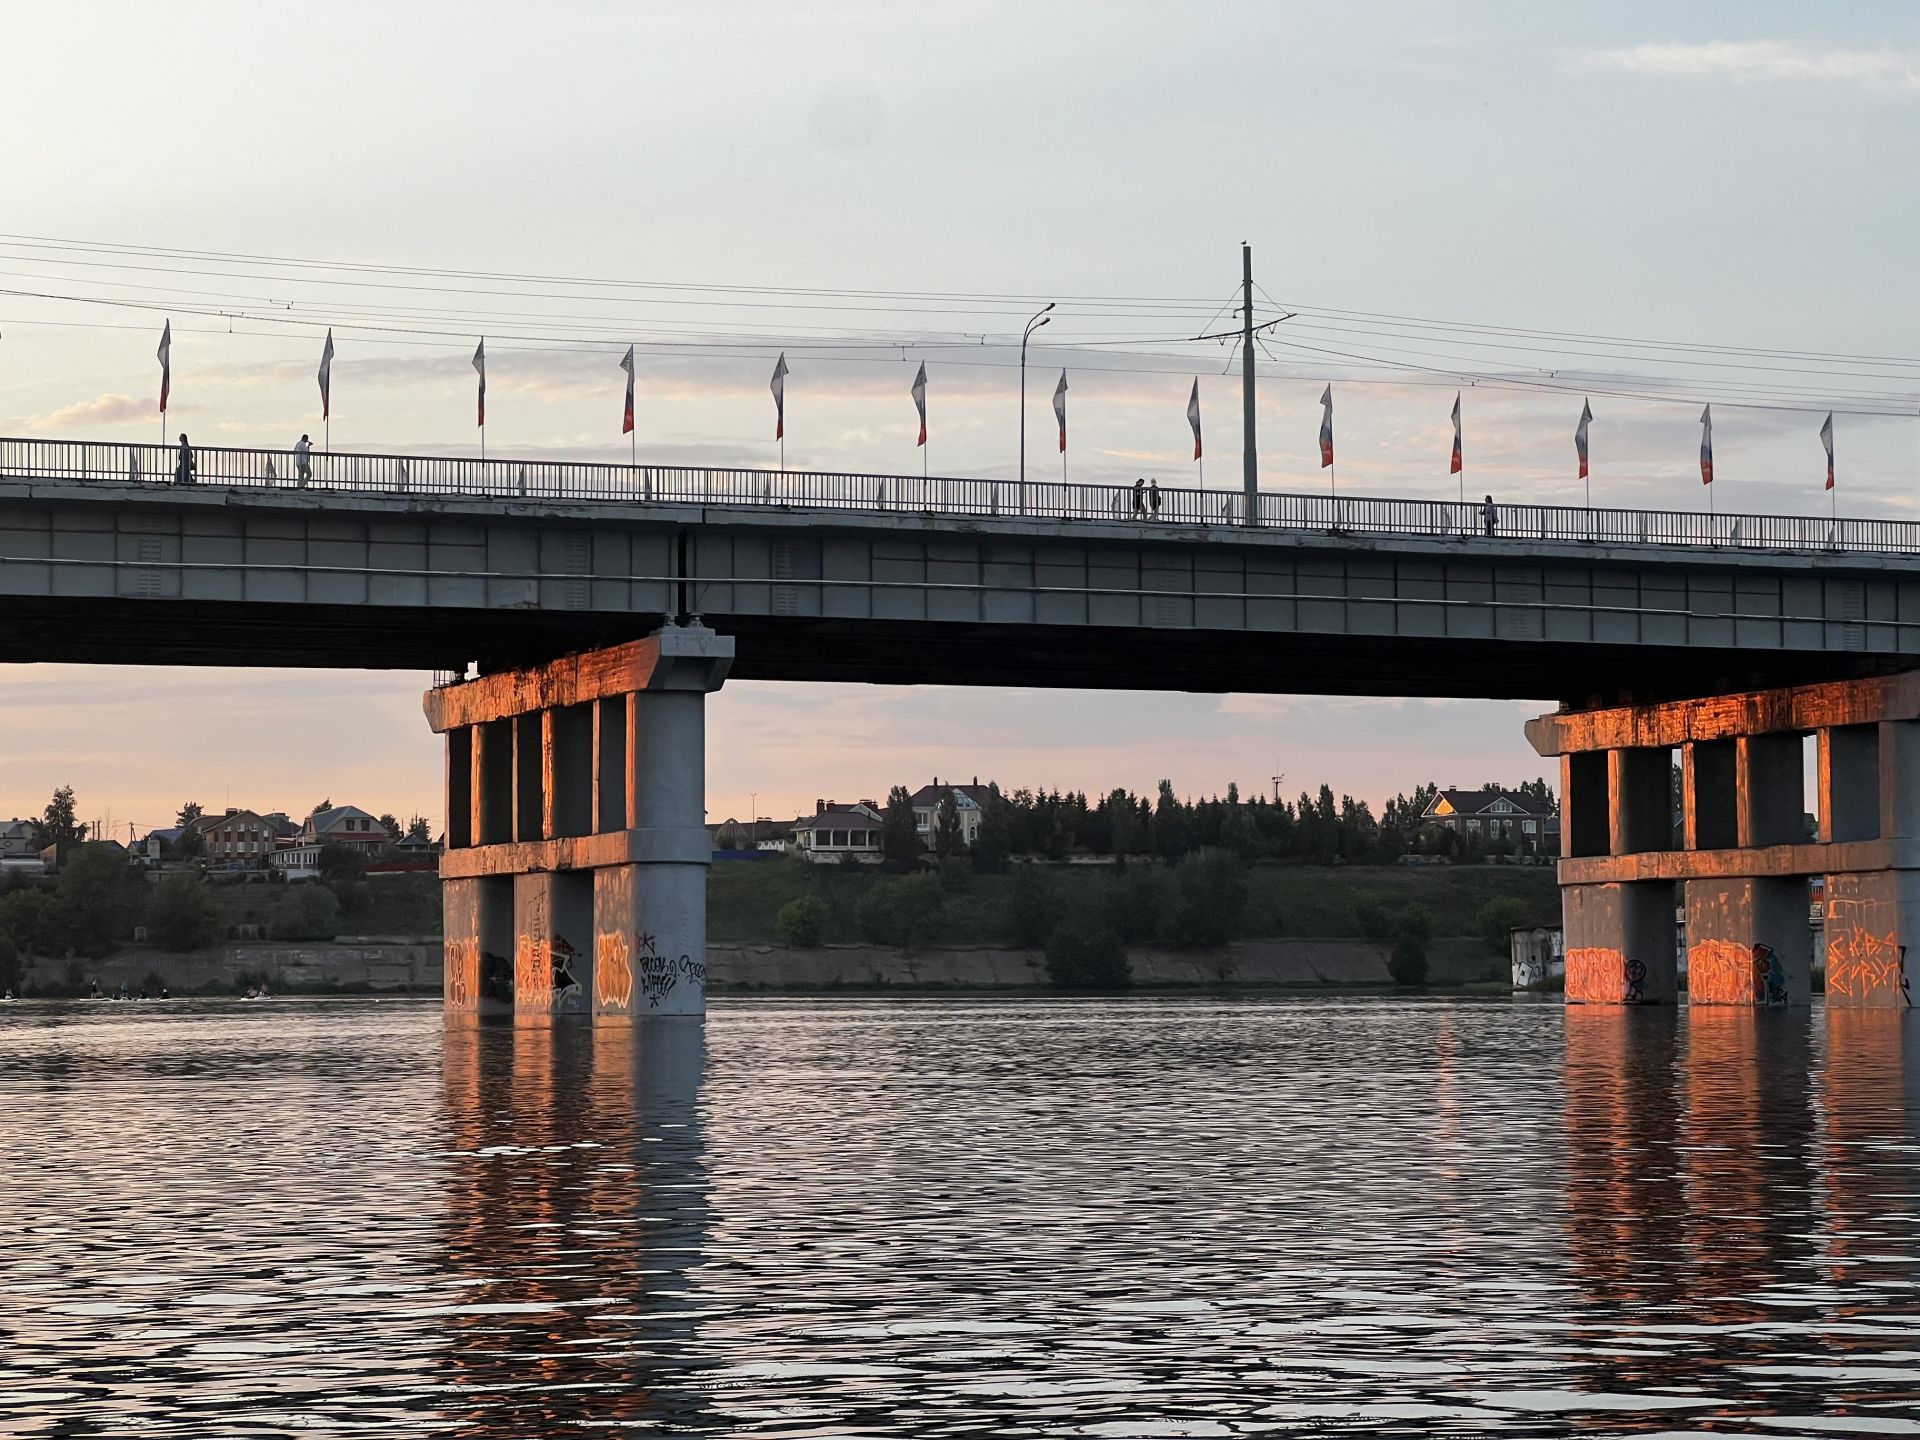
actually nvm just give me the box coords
[2,436,1918,701]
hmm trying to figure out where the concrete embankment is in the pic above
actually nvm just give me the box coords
[68,937,1392,994]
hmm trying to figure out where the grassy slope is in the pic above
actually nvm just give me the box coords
[709,856,1557,971]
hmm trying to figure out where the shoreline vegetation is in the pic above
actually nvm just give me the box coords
[3,847,1559,998]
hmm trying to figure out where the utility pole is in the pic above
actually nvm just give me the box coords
[1241,242,1258,527]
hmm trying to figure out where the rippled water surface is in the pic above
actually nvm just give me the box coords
[3,996,1919,1437]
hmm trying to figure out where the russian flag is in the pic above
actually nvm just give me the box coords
[1187,379,1201,460]
[1449,392,1462,475]
[1700,404,1713,485]
[1054,370,1068,453]
[157,320,171,415]
[1576,399,1592,480]
[1318,384,1333,468]
[1820,412,1834,491]
[911,362,927,446]
[619,345,635,435]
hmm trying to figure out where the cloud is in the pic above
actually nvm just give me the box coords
[1568,40,1920,91]
[25,392,154,430]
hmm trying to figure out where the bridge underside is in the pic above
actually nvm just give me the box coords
[0,593,1904,702]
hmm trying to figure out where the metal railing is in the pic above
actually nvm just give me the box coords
[2,435,1912,556]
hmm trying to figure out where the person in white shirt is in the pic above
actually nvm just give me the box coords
[294,434,313,487]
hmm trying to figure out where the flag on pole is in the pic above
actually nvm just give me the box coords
[1053,370,1068,453]
[1187,379,1202,460]
[1820,411,1834,491]
[1576,399,1592,479]
[1449,392,1463,474]
[770,352,789,438]
[1699,404,1713,485]
[318,328,335,420]
[157,320,172,414]
[1318,384,1334,468]
[473,339,487,427]
[911,362,927,446]
[619,345,636,434]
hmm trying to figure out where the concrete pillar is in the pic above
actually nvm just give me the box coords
[1563,881,1677,1004]
[1818,725,1879,843]
[1609,747,1672,855]
[445,874,514,1018]
[1881,719,1920,842]
[593,688,713,1018]
[1684,740,1738,851]
[1738,732,1805,849]
[1823,870,1917,1008]
[513,871,594,1016]
[1684,877,1812,1006]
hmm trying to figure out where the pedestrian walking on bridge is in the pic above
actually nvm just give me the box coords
[1132,478,1146,517]
[294,433,313,487]
[1482,494,1497,537]
[173,434,196,486]
[1148,478,1162,517]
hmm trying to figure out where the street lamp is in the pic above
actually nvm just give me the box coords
[1019,302,1054,513]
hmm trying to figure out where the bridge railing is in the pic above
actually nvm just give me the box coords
[2,435,1914,555]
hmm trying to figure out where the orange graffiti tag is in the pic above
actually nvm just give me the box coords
[1689,939,1760,1005]
[1827,929,1902,1002]
[596,931,632,1011]
[514,934,550,1006]
[1565,947,1628,1003]
[445,937,479,1012]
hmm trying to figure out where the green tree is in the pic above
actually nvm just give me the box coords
[775,895,828,948]
[1162,849,1248,948]
[1478,896,1531,953]
[176,801,204,827]
[1153,779,1190,865]
[1104,788,1139,867]
[51,844,144,958]
[376,813,401,843]
[937,854,973,893]
[1045,914,1131,991]
[856,874,945,950]
[933,792,964,857]
[1003,864,1056,948]
[405,814,433,844]
[1112,865,1172,945]
[316,843,364,885]
[272,883,342,941]
[146,875,218,952]
[0,890,50,955]
[33,785,88,849]
[0,935,21,995]
[1388,931,1429,987]
[971,789,1012,874]
[881,786,921,870]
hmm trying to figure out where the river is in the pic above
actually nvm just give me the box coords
[1,996,1916,1437]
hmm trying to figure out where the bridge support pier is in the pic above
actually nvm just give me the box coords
[1531,673,1920,1009]
[427,625,733,1021]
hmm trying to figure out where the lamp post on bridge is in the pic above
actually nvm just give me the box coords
[1019,302,1054,515]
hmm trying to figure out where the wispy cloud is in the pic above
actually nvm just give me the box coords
[1569,39,1920,91]
[26,392,155,430]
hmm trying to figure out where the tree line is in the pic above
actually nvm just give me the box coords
[860,776,1557,870]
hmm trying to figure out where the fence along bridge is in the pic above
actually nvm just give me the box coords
[3,435,1915,553]
[6,434,1920,1018]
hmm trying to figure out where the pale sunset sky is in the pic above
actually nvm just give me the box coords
[2,1,1917,837]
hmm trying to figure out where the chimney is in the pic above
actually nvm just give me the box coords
[816,799,826,815]
[972,775,978,787]
[932,776,939,788]
[225,807,240,816]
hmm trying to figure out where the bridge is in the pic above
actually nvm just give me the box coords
[4,435,1919,1015]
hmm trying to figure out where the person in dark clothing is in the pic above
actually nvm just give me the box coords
[1482,494,1497,537]
[174,434,196,485]
[1148,479,1161,517]
[1132,478,1146,516]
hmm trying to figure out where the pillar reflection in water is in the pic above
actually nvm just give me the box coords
[436,1016,709,1435]
[1681,1008,1817,1330]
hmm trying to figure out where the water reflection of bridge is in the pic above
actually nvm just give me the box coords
[1562,1008,1920,1426]
[437,1019,710,1435]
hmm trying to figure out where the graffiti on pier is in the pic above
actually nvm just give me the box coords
[1689,939,1755,1005]
[445,937,479,1011]
[1689,939,1792,1006]
[550,935,583,1008]
[1624,958,1648,1004]
[1565,947,1627,1003]
[1827,928,1910,1006]
[514,933,550,1006]
[595,931,633,1011]
[636,930,708,1009]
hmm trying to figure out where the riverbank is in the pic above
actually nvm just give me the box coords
[66,935,1405,996]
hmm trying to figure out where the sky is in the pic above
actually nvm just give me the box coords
[1,0,1917,836]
